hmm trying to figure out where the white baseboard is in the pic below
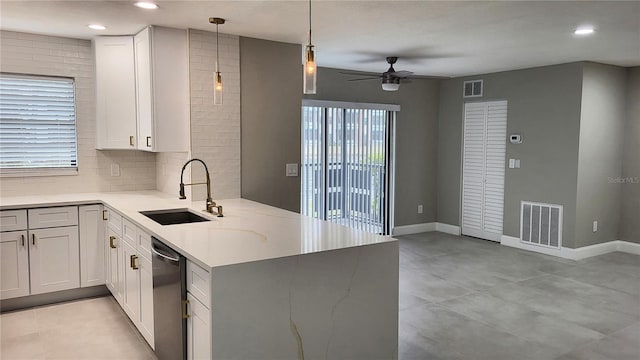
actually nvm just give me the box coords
[500,235,640,260]
[435,223,461,235]
[392,223,436,236]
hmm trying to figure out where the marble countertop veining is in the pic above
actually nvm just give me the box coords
[0,191,396,270]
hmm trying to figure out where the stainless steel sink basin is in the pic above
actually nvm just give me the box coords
[139,208,211,225]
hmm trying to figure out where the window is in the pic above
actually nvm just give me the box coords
[301,100,398,235]
[0,73,78,176]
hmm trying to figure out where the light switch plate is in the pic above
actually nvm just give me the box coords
[110,163,120,177]
[515,159,521,168]
[509,159,515,169]
[286,163,299,177]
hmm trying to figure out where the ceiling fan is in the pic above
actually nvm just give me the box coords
[341,57,444,91]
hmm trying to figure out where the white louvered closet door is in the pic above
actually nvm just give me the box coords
[461,101,507,242]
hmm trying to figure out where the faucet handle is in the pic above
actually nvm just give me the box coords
[179,183,186,199]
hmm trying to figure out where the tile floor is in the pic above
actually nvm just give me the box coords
[1,232,639,360]
[399,232,640,360]
[0,296,156,360]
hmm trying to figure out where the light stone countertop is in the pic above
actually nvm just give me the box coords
[0,191,396,270]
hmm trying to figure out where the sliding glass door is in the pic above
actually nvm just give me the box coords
[302,101,396,235]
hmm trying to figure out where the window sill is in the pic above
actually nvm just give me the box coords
[0,168,79,178]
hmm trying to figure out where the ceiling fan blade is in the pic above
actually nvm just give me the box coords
[388,70,414,78]
[347,77,381,82]
[339,71,380,77]
[408,75,451,80]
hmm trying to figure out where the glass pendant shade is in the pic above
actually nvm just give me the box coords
[214,71,223,105]
[303,45,317,94]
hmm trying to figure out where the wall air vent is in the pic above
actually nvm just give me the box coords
[463,80,483,98]
[520,201,563,249]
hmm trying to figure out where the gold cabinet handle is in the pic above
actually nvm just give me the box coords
[182,299,190,319]
[102,210,108,221]
[146,136,151,148]
[129,135,134,146]
[109,235,117,249]
[21,234,25,247]
[32,233,36,245]
[130,254,139,270]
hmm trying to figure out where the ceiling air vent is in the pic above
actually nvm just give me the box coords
[463,80,483,98]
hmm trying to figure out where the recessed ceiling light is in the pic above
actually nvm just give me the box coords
[88,24,107,30]
[574,26,595,35]
[134,2,158,9]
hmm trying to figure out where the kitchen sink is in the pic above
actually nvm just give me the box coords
[139,208,211,225]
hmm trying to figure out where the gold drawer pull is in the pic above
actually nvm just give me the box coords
[182,299,190,319]
[130,254,139,270]
[129,135,134,146]
[109,235,117,249]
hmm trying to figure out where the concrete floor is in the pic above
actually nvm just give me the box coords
[399,232,640,360]
[1,231,639,359]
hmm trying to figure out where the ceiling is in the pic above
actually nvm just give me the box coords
[1,1,639,77]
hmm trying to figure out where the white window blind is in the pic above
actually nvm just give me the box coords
[0,73,78,175]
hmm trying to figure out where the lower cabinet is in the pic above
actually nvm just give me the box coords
[187,292,211,360]
[29,226,80,295]
[0,230,29,299]
[79,205,105,287]
[103,212,154,349]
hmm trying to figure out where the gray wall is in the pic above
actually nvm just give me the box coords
[620,67,640,243]
[437,63,584,247]
[303,67,441,227]
[240,37,302,212]
[575,63,627,247]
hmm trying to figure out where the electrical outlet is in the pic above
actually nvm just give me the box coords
[110,163,120,177]
[592,220,598,232]
[417,204,423,214]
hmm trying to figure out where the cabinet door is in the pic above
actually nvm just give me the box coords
[187,292,211,360]
[106,227,121,303]
[29,226,80,295]
[94,36,137,149]
[121,239,140,322]
[0,230,29,299]
[138,254,154,348]
[79,205,105,287]
[134,27,154,151]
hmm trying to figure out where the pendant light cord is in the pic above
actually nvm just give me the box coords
[308,0,312,45]
[216,23,220,72]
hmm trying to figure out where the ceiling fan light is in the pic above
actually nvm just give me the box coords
[382,83,400,91]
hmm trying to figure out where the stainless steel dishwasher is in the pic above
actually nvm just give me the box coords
[151,237,186,360]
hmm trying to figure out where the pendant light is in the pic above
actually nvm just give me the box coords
[303,0,316,94]
[209,17,225,105]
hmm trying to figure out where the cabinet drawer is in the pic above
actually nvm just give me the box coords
[122,218,137,247]
[137,229,152,260]
[186,260,210,308]
[0,210,28,232]
[105,207,123,236]
[28,206,78,229]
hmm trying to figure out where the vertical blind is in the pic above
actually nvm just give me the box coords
[302,101,396,235]
[0,73,78,171]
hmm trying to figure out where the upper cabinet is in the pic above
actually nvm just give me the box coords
[94,36,138,150]
[134,26,190,152]
[94,26,190,152]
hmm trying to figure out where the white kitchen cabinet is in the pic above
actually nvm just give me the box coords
[29,226,80,295]
[138,253,155,348]
[187,292,211,360]
[121,238,140,322]
[79,205,105,287]
[105,206,123,305]
[134,26,190,152]
[0,230,29,300]
[0,210,27,232]
[94,36,138,150]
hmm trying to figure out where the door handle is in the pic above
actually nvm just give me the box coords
[130,254,139,270]
[109,235,117,249]
[146,136,151,148]
[129,135,135,146]
[21,234,25,247]
[32,233,36,245]
[102,210,108,220]
[182,299,190,319]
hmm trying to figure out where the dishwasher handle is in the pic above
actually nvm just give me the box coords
[151,244,180,262]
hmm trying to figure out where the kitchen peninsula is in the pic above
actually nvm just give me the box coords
[0,191,399,359]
